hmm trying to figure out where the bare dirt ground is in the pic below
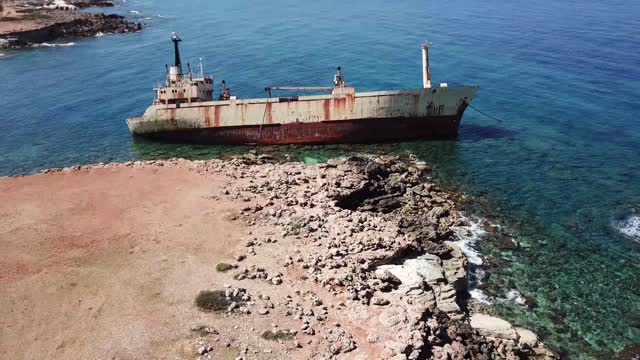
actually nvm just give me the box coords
[0,158,556,360]
[0,163,248,359]
[0,4,42,34]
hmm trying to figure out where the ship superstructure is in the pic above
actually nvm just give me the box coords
[154,33,214,106]
[127,35,479,144]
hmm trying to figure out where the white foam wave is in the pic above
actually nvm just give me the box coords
[40,42,75,47]
[618,215,640,241]
[470,289,493,304]
[474,267,487,284]
[95,32,105,37]
[0,53,4,57]
[129,10,140,14]
[506,289,527,306]
[450,216,494,304]
[451,217,486,265]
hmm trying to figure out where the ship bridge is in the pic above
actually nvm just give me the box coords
[154,33,213,106]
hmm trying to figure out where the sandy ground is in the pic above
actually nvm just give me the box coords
[0,164,246,359]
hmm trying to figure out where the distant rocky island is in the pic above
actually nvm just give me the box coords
[0,0,141,48]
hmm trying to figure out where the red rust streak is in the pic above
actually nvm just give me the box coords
[333,97,346,117]
[169,108,177,124]
[323,99,331,121]
[266,102,273,124]
[203,107,211,127]
[346,94,355,112]
[213,106,221,127]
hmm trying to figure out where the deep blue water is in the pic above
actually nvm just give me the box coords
[1,0,639,357]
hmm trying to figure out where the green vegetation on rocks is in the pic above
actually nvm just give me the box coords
[215,262,234,272]
[261,330,294,341]
[195,290,231,312]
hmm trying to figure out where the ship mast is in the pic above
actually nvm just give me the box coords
[421,42,432,88]
[172,32,183,73]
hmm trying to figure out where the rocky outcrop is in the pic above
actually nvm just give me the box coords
[5,14,141,47]
[43,155,558,359]
[68,0,115,8]
[470,314,518,340]
[1,2,142,48]
[192,154,557,359]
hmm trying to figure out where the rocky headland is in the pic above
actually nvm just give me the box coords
[0,0,141,48]
[0,155,558,359]
[183,154,557,359]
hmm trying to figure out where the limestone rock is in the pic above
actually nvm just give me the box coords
[371,296,390,306]
[515,327,539,348]
[470,314,518,340]
[434,284,461,314]
[379,308,406,328]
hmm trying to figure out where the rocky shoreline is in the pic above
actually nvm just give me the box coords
[40,155,558,359]
[0,0,141,48]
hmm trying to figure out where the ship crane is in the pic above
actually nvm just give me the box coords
[263,86,334,98]
[265,67,345,97]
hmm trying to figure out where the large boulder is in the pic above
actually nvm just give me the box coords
[442,243,468,293]
[376,254,445,294]
[469,314,518,340]
[515,327,539,348]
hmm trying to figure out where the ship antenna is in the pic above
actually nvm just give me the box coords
[199,57,204,78]
[421,41,432,88]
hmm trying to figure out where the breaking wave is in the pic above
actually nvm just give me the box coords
[40,42,76,47]
[506,289,527,306]
[617,215,640,241]
[129,10,140,14]
[95,32,105,37]
[469,289,492,304]
[452,217,492,304]
[452,217,486,266]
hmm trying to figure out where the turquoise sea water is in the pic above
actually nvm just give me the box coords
[1,0,639,357]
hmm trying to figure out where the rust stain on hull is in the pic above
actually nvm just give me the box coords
[322,99,331,121]
[213,106,221,127]
[169,108,177,125]
[266,102,273,124]
[203,107,211,127]
[142,116,461,145]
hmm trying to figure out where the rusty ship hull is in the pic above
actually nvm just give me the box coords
[126,86,479,145]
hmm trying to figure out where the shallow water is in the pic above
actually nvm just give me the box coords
[1,0,639,357]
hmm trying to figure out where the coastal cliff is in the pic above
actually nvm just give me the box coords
[0,0,141,48]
